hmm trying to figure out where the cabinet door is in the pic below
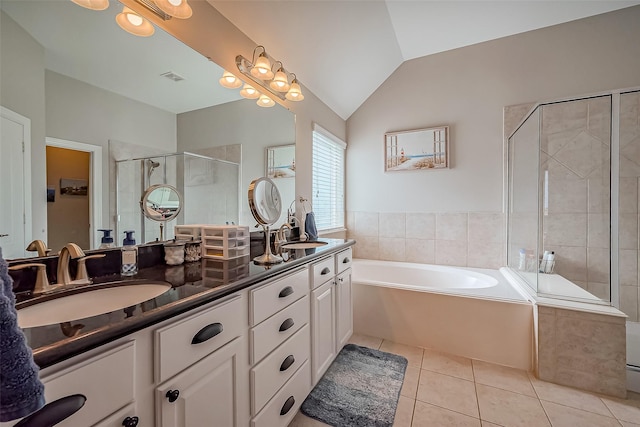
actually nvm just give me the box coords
[156,337,246,427]
[335,268,353,350]
[311,280,336,385]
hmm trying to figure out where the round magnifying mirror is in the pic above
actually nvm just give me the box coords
[248,177,283,265]
[248,177,282,226]
[140,184,183,222]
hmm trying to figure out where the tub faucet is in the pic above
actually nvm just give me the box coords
[57,243,86,286]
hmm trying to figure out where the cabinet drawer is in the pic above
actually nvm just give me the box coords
[251,324,310,415]
[251,361,311,427]
[155,295,243,383]
[94,403,137,427]
[250,295,309,364]
[336,247,353,274]
[310,256,335,289]
[41,341,135,427]
[250,268,308,326]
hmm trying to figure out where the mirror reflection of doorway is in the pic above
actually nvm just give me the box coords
[46,146,90,253]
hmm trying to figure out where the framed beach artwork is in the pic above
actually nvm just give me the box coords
[384,126,449,171]
[266,144,296,179]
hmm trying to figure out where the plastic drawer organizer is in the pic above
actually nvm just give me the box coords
[175,225,250,260]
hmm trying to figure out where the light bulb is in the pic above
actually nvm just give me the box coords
[269,68,290,92]
[154,0,192,19]
[285,80,304,101]
[219,71,242,89]
[116,7,155,37]
[250,54,274,80]
[71,0,109,10]
[257,94,275,107]
[240,84,259,99]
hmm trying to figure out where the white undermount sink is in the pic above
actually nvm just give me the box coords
[280,241,329,250]
[17,282,172,328]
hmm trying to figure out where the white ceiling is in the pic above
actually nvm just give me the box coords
[211,0,640,119]
[3,1,638,118]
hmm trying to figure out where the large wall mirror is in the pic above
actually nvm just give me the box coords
[0,0,295,258]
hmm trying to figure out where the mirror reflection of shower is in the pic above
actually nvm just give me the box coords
[147,159,160,186]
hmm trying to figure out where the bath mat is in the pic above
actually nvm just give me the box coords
[300,344,408,427]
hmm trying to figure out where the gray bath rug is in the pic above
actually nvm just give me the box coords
[300,344,408,427]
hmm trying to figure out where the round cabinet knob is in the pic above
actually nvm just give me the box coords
[122,416,139,427]
[166,389,180,403]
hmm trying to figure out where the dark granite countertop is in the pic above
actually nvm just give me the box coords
[16,238,354,369]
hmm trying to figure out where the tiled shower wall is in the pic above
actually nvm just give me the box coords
[346,211,505,270]
[620,91,640,322]
[539,96,612,302]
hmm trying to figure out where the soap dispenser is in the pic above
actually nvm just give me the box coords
[98,229,115,249]
[121,230,138,276]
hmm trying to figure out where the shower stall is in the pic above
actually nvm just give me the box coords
[116,152,240,244]
[506,89,640,388]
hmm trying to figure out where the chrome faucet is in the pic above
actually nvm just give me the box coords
[57,243,86,286]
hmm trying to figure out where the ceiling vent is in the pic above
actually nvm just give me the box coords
[160,71,185,82]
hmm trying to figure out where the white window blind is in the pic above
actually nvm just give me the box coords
[312,124,346,232]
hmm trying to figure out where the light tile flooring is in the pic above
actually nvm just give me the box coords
[289,334,640,427]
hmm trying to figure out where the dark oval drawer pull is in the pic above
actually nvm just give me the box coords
[280,396,295,416]
[191,322,223,345]
[342,257,351,264]
[14,394,86,427]
[278,286,294,298]
[122,416,139,427]
[166,389,180,403]
[279,355,295,371]
[279,318,294,332]
[320,267,331,275]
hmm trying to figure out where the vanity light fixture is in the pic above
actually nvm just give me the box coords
[153,0,192,19]
[71,0,109,10]
[227,45,305,105]
[219,70,242,89]
[116,6,155,37]
[240,83,260,99]
[257,94,276,108]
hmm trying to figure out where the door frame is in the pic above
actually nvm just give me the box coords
[1,106,32,256]
[46,137,103,249]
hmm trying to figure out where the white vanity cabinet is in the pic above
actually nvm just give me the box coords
[154,294,249,427]
[310,247,353,385]
[335,248,353,350]
[248,267,311,427]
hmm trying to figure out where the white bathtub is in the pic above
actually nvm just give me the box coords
[352,259,534,370]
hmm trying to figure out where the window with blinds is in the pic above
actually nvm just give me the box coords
[312,124,345,232]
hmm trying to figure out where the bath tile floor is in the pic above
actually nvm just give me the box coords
[288,333,640,427]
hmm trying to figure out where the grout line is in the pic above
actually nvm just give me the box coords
[471,359,483,423]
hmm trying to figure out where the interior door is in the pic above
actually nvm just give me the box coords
[0,113,28,258]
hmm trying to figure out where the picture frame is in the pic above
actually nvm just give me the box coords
[60,178,88,196]
[384,126,449,171]
[266,144,295,179]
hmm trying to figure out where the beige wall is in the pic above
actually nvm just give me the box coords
[346,6,640,268]
[1,11,47,242]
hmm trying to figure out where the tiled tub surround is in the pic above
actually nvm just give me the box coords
[537,305,627,398]
[346,211,505,270]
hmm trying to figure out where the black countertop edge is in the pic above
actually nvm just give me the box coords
[31,239,355,369]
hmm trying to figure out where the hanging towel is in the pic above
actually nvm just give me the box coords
[305,212,318,240]
[0,247,45,422]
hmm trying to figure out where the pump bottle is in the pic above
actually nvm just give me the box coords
[98,229,115,249]
[121,230,138,276]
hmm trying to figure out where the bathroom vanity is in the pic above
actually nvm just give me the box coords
[3,239,354,427]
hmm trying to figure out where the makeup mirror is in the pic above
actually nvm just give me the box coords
[140,184,182,240]
[248,177,283,264]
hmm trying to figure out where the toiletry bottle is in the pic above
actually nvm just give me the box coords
[98,229,115,249]
[518,248,526,270]
[121,230,138,276]
[544,251,555,274]
[540,250,550,273]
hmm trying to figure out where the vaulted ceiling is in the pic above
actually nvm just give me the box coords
[211,0,640,119]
